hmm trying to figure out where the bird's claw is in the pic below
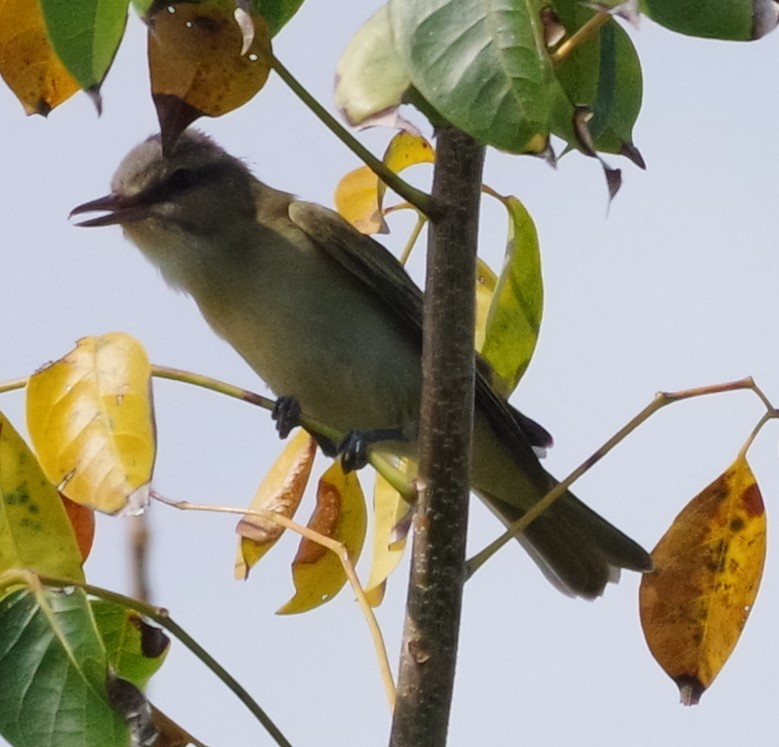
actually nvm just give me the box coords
[271,395,301,439]
[337,428,407,473]
[338,431,370,472]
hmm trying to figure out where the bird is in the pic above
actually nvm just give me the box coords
[71,131,651,598]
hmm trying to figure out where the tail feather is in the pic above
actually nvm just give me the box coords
[480,489,652,599]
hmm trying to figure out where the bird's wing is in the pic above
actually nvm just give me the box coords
[288,201,552,454]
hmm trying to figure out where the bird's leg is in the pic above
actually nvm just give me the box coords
[338,428,408,472]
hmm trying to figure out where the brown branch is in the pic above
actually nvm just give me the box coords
[389,126,485,745]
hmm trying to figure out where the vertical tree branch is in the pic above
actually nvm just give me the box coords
[390,126,485,745]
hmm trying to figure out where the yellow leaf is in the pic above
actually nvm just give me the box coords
[277,460,367,614]
[26,333,156,515]
[334,166,389,234]
[234,430,316,579]
[364,471,412,607]
[148,0,271,142]
[335,132,434,234]
[639,456,766,705]
[474,258,497,354]
[0,0,79,115]
[481,194,543,397]
[383,131,435,173]
[0,411,84,582]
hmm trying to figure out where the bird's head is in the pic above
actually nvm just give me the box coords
[70,131,257,240]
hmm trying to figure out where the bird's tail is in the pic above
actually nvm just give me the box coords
[479,487,652,599]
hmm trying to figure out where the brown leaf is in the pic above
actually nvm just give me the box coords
[150,705,207,747]
[59,494,95,562]
[639,456,766,704]
[148,1,272,150]
[276,460,367,614]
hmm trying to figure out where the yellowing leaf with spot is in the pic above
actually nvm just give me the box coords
[234,430,316,579]
[0,411,84,582]
[335,132,434,234]
[277,460,367,614]
[0,0,79,115]
[148,0,272,146]
[639,456,766,705]
[481,195,543,398]
[26,333,155,515]
[364,471,412,607]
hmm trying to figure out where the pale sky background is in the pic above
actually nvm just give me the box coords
[2,4,779,746]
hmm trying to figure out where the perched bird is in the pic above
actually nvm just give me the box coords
[71,131,651,598]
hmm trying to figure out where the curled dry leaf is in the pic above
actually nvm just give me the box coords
[364,470,412,607]
[234,430,316,579]
[60,494,96,563]
[639,456,766,705]
[276,459,367,614]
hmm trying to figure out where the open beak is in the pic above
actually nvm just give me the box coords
[70,194,150,227]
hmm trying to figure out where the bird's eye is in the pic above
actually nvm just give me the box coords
[165,168,198,193]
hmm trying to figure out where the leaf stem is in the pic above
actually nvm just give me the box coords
[398,211,427,266]
[150,365,416,500]
[269,54,437,218]
[466,377,775,577]
[0,377,27,395]
[552,11,611,63]
[152,492,397,709]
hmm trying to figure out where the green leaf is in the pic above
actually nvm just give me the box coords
[640,0,778,41]
[93,600,169,689]
[0,412,84,583]
[389,0,556,153]
[551,3,643,161]
[335,4,411,127]
[481,195,543,396]
[40,0,129,92]
[0,588,129,747]
[250,0,306,37]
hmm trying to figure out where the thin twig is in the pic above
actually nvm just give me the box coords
[0,377,27,394]
[151,366,416,501]
[0,570,291,747]
[269,54,437,219]
[152,492,397,709]
[467,377,776,577]
[398,211,428,266]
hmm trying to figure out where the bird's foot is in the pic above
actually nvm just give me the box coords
[271,396,302,439]
[338,428,407,472]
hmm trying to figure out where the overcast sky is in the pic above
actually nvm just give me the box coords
[2,4,779,746]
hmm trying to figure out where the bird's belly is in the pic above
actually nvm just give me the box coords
[200,288,421,435]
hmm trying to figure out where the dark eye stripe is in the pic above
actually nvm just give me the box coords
[142,163,230,204]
